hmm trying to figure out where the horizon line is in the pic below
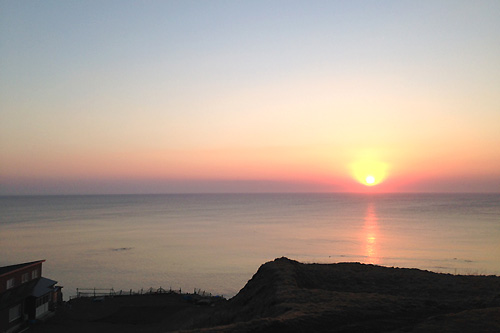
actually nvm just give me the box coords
[1,191,499,197]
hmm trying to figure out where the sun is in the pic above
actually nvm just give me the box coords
[350,159,388,187]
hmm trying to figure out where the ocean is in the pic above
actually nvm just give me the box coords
[1,193,499,299]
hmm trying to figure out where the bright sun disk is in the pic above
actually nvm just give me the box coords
[350,158,388,187]
[366,176,375,184]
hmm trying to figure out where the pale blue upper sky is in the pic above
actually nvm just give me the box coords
[1,1,500,194]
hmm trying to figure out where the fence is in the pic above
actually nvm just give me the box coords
[75,288,116,298]
[73,287,216,299]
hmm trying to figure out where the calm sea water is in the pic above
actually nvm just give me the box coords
[1,193,499,299]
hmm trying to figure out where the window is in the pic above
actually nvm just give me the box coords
[32,270,39,279]
[36,295,50,307]
[9,304,21,322]
[6,278,14,289]
[22,273,29,283]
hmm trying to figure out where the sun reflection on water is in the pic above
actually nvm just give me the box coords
[364,202,379,265]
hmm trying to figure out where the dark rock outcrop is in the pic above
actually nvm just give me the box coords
[188,257,500,332]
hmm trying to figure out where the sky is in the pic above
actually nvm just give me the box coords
[1,0,500,194]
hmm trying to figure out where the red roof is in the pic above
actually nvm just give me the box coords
[0,260,45,277]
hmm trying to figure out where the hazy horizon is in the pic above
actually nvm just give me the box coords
[1,187,500,196]
[2,1,499,195]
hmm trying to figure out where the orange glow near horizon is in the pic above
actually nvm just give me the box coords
[3,143,500,194]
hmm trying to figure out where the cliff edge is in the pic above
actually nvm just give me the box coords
[32,258,500,332]
[189,257,500,332]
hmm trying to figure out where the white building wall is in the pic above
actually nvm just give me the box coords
[35,302,49,318]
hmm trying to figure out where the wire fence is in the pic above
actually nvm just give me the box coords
[72,287,218,299]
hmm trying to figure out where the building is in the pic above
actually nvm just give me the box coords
[0,260,62,333]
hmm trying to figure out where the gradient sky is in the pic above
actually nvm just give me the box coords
[1,0,500,194]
